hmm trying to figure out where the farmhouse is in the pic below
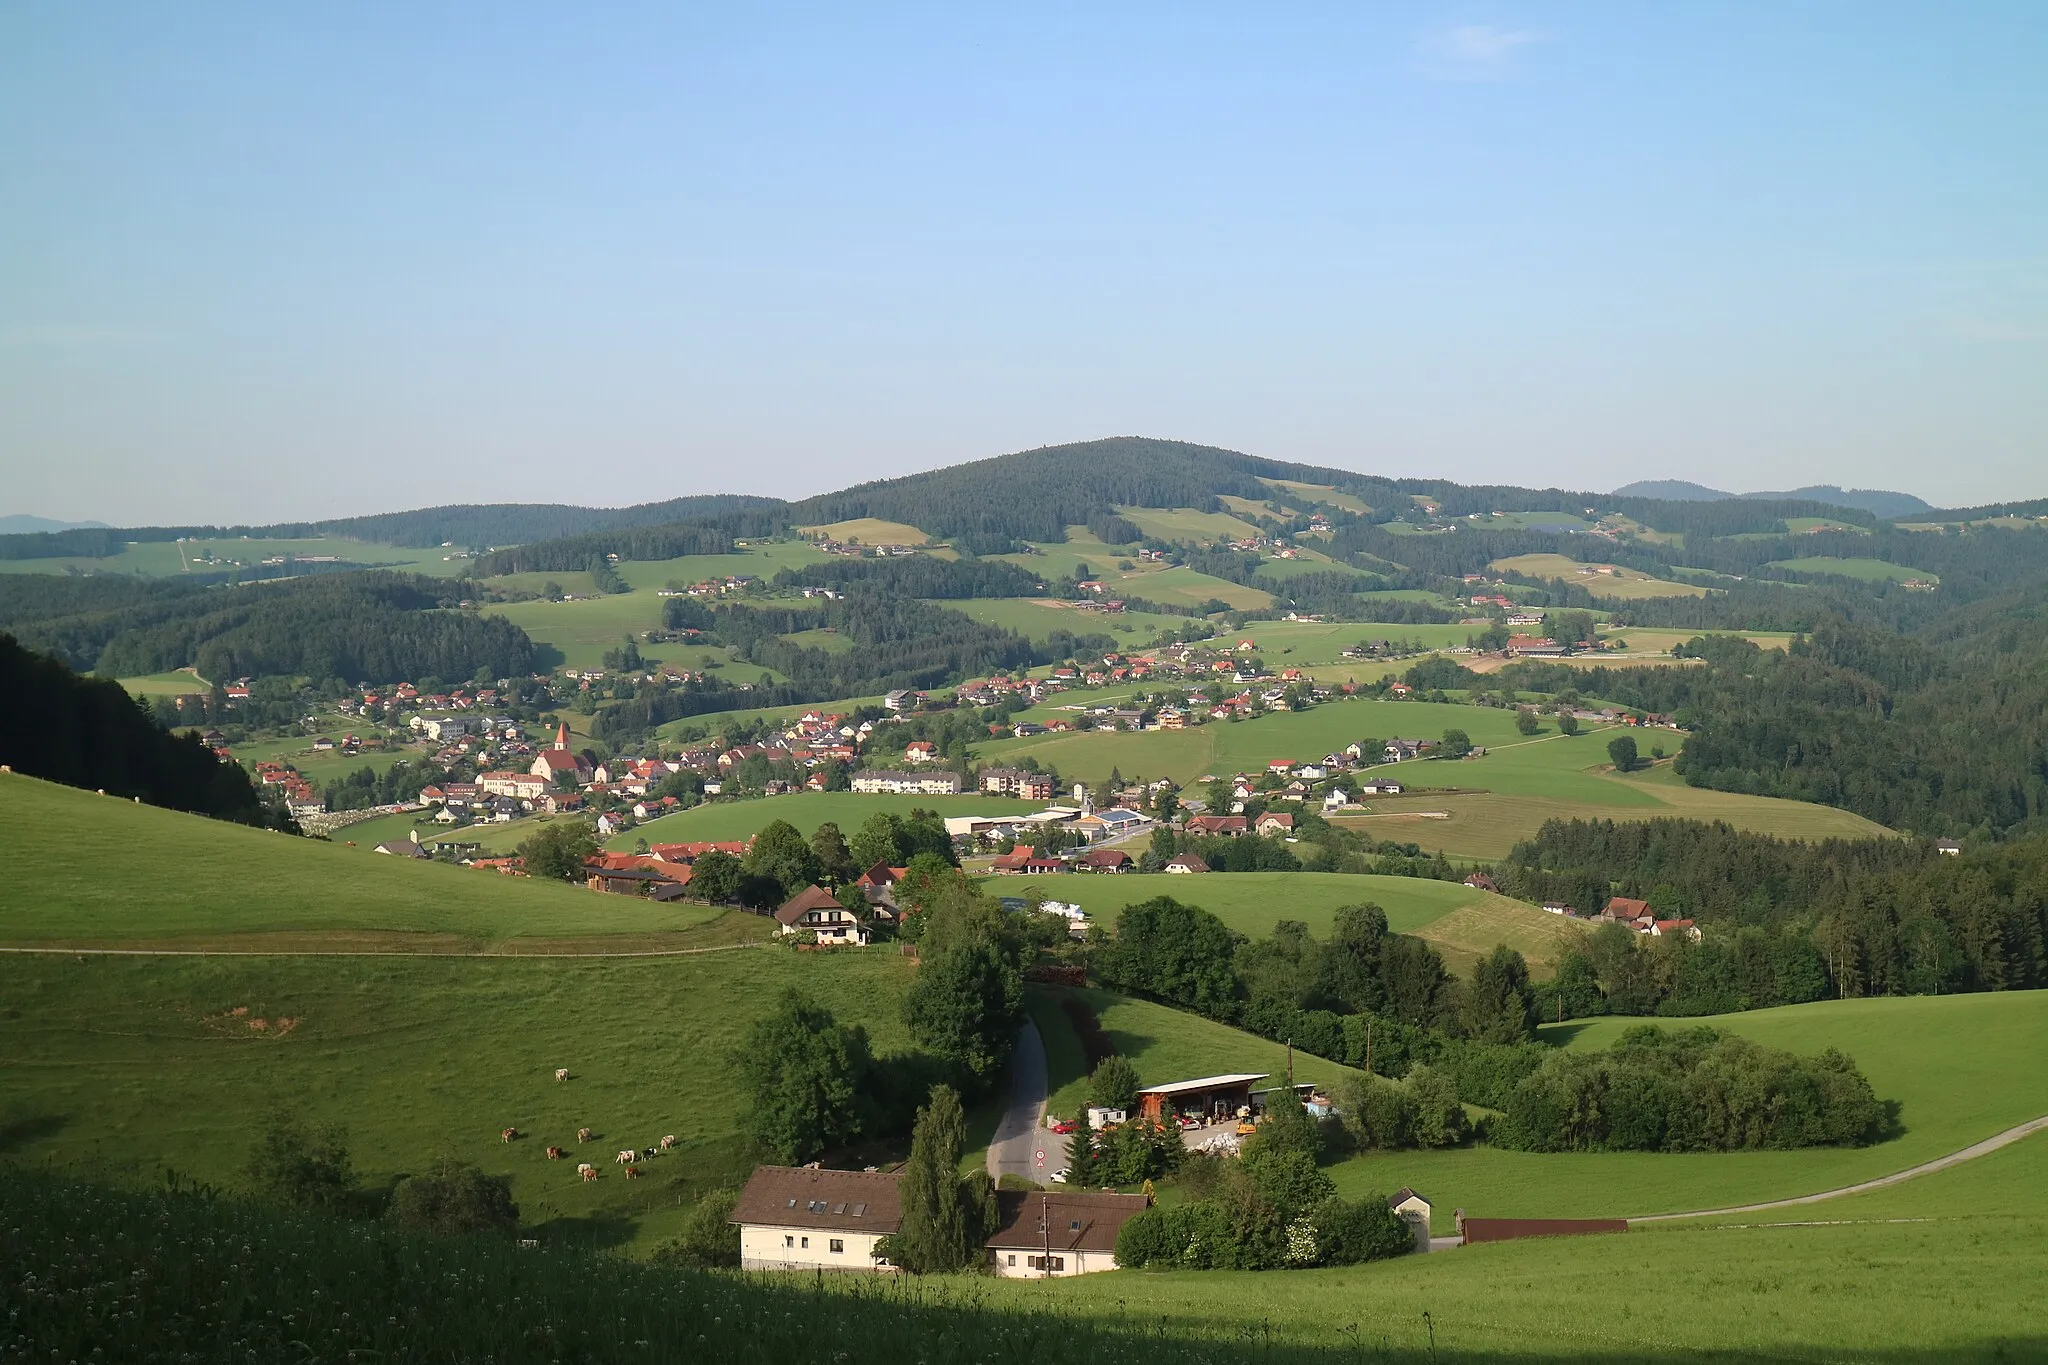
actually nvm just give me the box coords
[1254,812,1295,837]
[987,1191,1149,1278]
[1163,853,1209,874]
[1184,814,1248,837]
[730,1167,901,1272]
[1075,848,1132,873]
[775,885,870,945]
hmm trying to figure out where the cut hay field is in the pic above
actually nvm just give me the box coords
[1123,564,1272,610]
[1490,553,1709,600]
[1765,556,1936,583]
[610,791,1041,849]
[0,773,746,951]
[796,518,933,546]
[1592,626,1797,655]
[0,949,916,1251]
[1322,990,2048,1233]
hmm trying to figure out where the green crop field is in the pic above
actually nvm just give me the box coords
[0,949,915,1251]
[0,773,749,951]
[1765,556,1936,583]
[610,791,1043,849]
[1490,553,1710,600]
[1320,990,2048,1233]
[0,536,462,578]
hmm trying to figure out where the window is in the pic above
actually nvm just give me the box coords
[1006,1254,1016,1267]
[800,1237,809,1249]
[829,1239,844,1254]
[1026,1255,1065,1271]
[784,1235,794,1248]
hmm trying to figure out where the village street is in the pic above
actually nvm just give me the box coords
[986,1017,1054,1183]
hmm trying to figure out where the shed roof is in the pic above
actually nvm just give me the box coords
[1135,1073,1268,1097]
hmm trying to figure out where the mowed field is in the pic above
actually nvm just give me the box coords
[0,774,752,951]
[114,668,212,696]
[1490,553,1709,600]
[612,791,1043,848]
[939,597,1188,647]
[0,949,916,1252]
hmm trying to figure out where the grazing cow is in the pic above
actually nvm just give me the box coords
[554,1068,570,1082]
[545,1146,565,1160]
[577,1127,594,1143]
[615,1149,635,1165]
[658,1134,678,1151]
[624,1165,640,1180]
[501,1127,518,1143]
[641,1146,657,1161]
[577,1164,597,1181]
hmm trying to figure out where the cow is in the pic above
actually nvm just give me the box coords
[640,1146,658,1161]
[624,1165,641,1180]
[615,1149,635,1165]
[501,1127,518,1143]
[577,1127,594,1143]
[554,1068,570,1082]
[545,1146,565,1160]
[658,1134,678,1151]
[577,1163,597,1181]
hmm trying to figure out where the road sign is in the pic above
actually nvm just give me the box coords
[1033,1148,1045,1167]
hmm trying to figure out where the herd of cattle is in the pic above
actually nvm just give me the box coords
[492,1068,677,1183]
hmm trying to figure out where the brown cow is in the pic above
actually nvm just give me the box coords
[501,1127,518,1143]
[624,1165,640,1180]
[577,1163,597,1181]
[545,1146,565,1160]
[577,1127,594,1143]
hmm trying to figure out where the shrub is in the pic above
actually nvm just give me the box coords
[653,1188,741,1268]
[390,1159,519,1235]
[1089,1055,1140,1111]
[246,1110,354,1212]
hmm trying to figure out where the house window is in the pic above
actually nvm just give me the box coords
[1006,1254,1016,1267]
[800,1237,809,1249]
[829,1239,844,1254]
[1027,1255,1066,1272]
[784,1235,794,1248]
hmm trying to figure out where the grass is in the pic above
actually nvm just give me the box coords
[1257,478,1374,515]
[1590,626,1796,655]
[1489,553,1709,600]
[0,772,746,950]
[1122,565,1273,610]
[113,667,211,696]
[797,517,934,545]
[939,597,1188,646]
[1765,556,1936,583]
[610,791,1042,849]
[0,949,916,1251]
[1112,505,1265,543]
[1321,990,2048,1232]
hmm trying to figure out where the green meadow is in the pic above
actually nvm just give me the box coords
[1765,556,1936,583]
[0,773,741,950]
[1112,504,1266,543]
[939,596,1189,646]
[0,536,463,578]
[114,668,212,696]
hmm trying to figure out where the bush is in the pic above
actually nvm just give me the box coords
[653,1188,741,1268]
[246,1110,354,1212]
[1306,1193,1415,1266]
[390,1159,519,1235]
[1335,1074,1415,1151]
[1088,1055,1140,1111]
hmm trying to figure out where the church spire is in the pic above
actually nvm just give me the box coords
[555,721,570,751]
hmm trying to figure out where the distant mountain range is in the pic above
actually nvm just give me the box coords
[0,515,110,535]
[1610,482,1933,519]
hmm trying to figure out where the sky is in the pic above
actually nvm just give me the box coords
[2,3,2044,525]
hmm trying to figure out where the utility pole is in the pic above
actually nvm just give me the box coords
[1040,1195,1051,1280]
[1286,1037,1294,1089]
[1364,1017,1373,1076]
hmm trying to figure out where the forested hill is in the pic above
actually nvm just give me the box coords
[0,494,786,560]
[0,573,535,685]
[0,635,272,825]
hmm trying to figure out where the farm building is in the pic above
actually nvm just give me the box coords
[987,1191,1149,1277]
[730,1167,902,1272]
[1134,1073,1268,1125]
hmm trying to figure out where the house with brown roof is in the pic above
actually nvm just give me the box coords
[1254,812,1295,837]
[986,1190,1149,1277]
[1076,848,1131,873]
[729,1166,903,1272]
[1163,853,1209,874]
[1185,814,1248,837]
[776,884,869,945]
[1601,896,1653,929]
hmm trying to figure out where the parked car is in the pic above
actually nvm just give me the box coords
[1176,1114,1203,1130]
[1050,1121,1076,1135]
[1048,1168,1070,1184]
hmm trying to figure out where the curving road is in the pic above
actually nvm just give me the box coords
[1630,1114,2048,1223]
[987,1017,1051,1184]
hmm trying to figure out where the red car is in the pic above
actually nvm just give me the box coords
[1050,1121,1077,1134]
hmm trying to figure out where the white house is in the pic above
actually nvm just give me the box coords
[730,1166,900,1272]
[1387,1188,1433,1253]
[850,769,963,796]
[986,1191,1149,1278]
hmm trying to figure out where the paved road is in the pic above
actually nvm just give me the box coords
[1630,1114,2048,1223]
[987,1016,1052,1183]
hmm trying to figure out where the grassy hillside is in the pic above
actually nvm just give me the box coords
[0,773,747,950]
[1766,555,1937,583]
[0,536,464,578]
[1489,553,1710,600]
[0,949,916,1251]
[1324,990,2048,1231]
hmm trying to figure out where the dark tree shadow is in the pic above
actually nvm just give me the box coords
[0,1114,69,1155]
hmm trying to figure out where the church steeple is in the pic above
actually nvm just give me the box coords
[555,721,570,751]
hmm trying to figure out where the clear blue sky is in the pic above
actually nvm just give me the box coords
[3,3,2043,524]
